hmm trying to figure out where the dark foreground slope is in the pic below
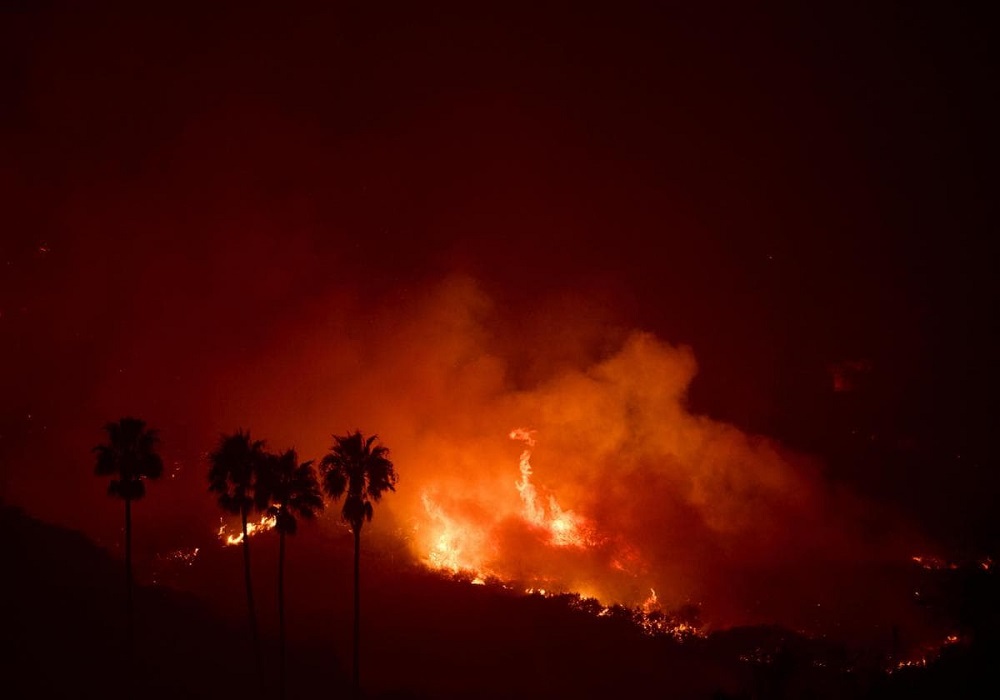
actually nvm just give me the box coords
[1,505,995,699]
[0,504,304,698]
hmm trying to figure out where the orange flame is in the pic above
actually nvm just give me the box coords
[421,491,492,578]
[418,428,623,596]
[509,428,596,548]
[511,428,543,524]
[217,514,277,546]
[641,588,659,614]
[411,426,707,639]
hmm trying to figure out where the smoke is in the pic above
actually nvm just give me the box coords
[196,274,914,634]
[0,37,919,630]
[0,3,979,649]
[3,192,917,635]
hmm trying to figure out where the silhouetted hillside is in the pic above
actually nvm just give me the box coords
[0,504,348,698]
[2,505,995,698]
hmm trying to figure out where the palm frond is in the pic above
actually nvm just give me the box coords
[321,430,396,530]
[207,429,266,515]
[93,417,163,501]
[257,448,324,534]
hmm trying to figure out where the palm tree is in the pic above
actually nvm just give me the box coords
[258,449,324,700]
[320,431,397,692]
[93,417,164,658]
[208,429,268,670]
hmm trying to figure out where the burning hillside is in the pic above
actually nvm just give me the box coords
[51,274,926,652]
[137,277,917,642]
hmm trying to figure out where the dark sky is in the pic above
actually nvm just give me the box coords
[1,1,997,561]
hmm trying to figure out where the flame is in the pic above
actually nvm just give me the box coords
[217,514,277,546]
[419,428,607,581]
[415,426,658,614]
[511,428,543,524]
[421,491,492,578]
[641,588,659,614]
[509,428,597,548]
[411,427,709,641]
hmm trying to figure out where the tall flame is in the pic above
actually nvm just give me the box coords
[509,428,596,548]
[410,423,700,642]
[511,428,543,524]
[419,427,615,593]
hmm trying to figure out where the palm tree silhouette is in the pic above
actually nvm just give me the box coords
[258,449,324,700]
[93,417,164,659]
[208,429,268,672]
[320,431,397,692]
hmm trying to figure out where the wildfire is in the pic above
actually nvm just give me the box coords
[889,632,966,673]
[412,427,706,641]
[217,514,277,546]
[419,428,604,580]
[422,491,492,578]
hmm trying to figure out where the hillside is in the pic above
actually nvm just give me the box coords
[2,505,994,698]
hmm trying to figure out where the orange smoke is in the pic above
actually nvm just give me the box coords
[190,276,914,636]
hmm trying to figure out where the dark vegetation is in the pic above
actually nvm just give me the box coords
[320,430,398,692]
[93,417,164,664]
[204,427,394,698]
[1,503,292,699]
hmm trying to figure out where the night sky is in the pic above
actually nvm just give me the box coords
[1,0,997,594]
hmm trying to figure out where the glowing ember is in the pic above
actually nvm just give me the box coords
[217,514,277,546]
[911,555,959,571]
[166,546,200,565]
[149,546,200,585]
[888,632,966,673]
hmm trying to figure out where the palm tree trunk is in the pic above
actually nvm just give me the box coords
[353,525,361,693]
[278,528,286,700]
[241,508,260,674]
[125,498,133,664]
